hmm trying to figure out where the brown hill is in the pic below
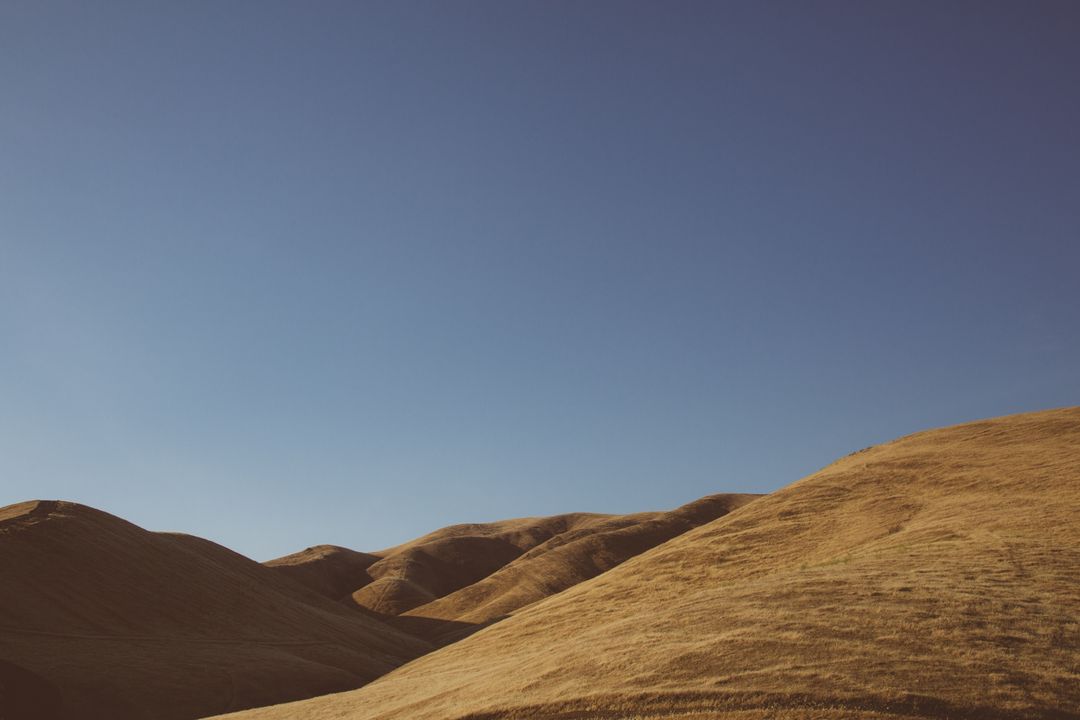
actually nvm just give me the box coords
[0,501,430,720]
[266,497,757,639]
[216,407,1080,720]
[268,513,619,614]
[398,493,759,643]
[264,545,380,603]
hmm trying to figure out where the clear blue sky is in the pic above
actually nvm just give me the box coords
[2,1,1077,560]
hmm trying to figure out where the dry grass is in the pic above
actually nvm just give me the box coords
[399,494,758,643]
[265,497,754,635]
[0,502,430,720]
[0,480,754,719]
[264,545,381,602]
[268,513,619,615]
[214,407,1080,720]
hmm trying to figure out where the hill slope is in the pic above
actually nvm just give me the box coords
[263,544,381,603]
[266,496,757,643]
[0,501,430,720]
[217,407,1080,720]
[268,513,623,614]
[398,493,759,643]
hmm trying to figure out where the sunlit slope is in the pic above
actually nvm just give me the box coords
[399,493,759,642]
[354,514,612,615]
[218,407,1080,720]
[266,498,758,641]
[0,501,430,720]
[268,513,622,614]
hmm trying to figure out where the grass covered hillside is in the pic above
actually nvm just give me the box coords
[0,502,430,720]
[217,407,1080,720]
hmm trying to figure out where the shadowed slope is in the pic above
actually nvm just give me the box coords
[217,407,1080,720]
[0,501,430,720]
[399,493,759,643]
[0,658,63,720]
[264,545,380,603]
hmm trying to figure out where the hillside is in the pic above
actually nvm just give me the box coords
[351,514,614,615]
[216,407,1080,720]
[264,545,381,603]
[398,493,759,643]
[268,513,619,614]
[266,496,757,643]
[0,501,430,720]
[0,494,758,720]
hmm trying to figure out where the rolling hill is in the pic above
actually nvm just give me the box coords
[0,493,756,720]
[397,493,758,643]
[266,495,756,641]
[267,513,634,617]
[214,407,1080,720]
[264,544,381,604]
[342,513,615,615]
[0,501,430,720]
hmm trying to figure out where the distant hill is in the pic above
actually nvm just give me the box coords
[345,513,617,615]
[0,501,429,720]
[264,544,381,604]
[0,491,753,720]
[269,513,639,615]
[216,407,1080,720]
[265,496,757,643]
[397,493,758,643]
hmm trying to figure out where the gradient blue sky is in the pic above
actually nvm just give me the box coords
[2,1,1078,560]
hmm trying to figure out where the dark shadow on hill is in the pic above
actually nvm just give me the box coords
[346,609,490,647]
[0,659,64,720]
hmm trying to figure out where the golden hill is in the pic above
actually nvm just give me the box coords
[347,514,614,615]
[268,513,622,614]
[214,407,1080,720]
[0,501,430,720]
[0,493,757,720]
[266,496,755,637]
[397,493,758,643]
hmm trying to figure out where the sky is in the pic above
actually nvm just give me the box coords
[2,1,1078,561]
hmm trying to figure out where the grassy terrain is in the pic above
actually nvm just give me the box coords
[0,502,430,720]
[399,493,758,643]
[214,407,1080,720]
[0,474,751,719]
[266,495,755,642]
